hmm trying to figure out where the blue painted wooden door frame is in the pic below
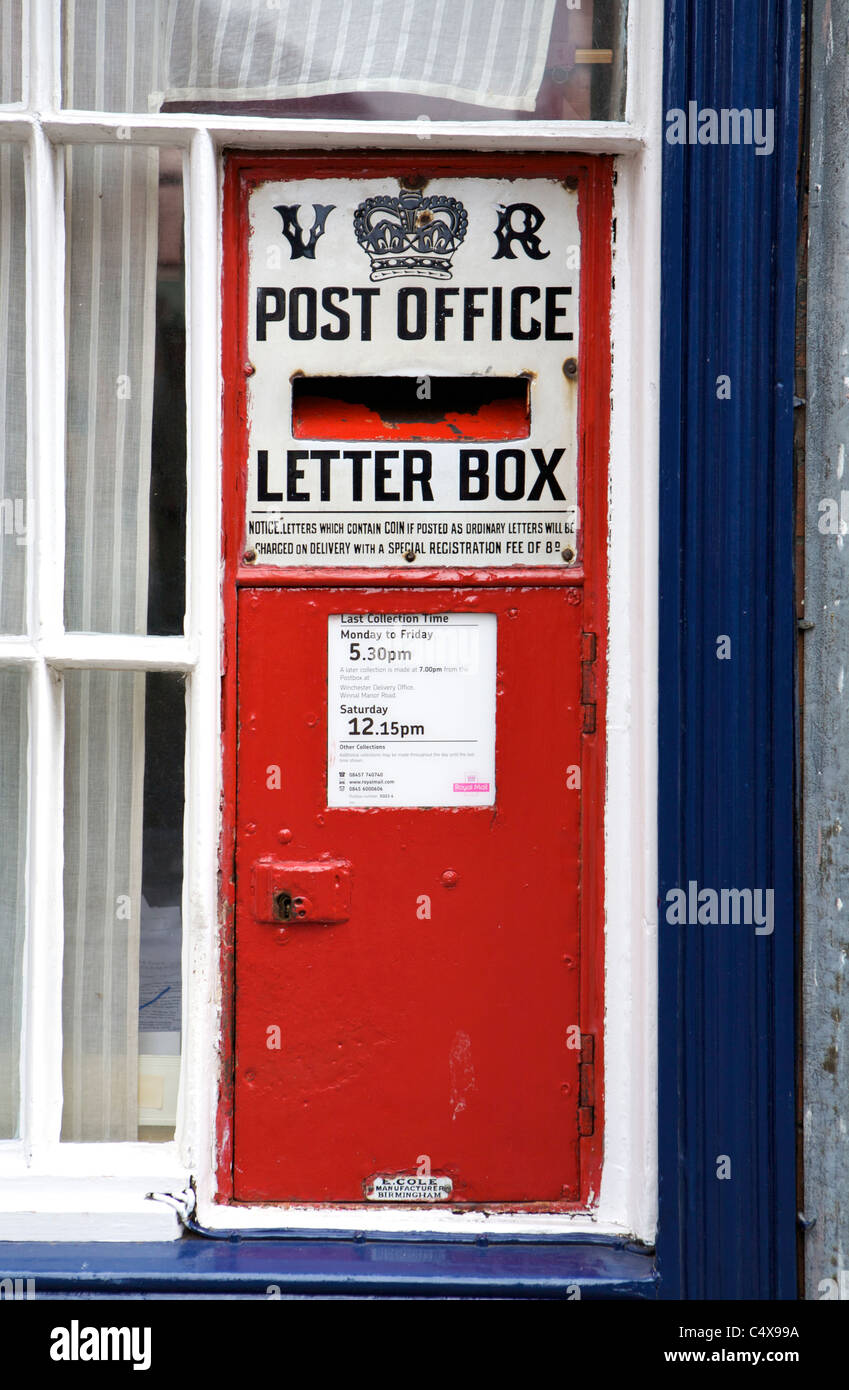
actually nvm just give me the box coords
[656,0,800,1299]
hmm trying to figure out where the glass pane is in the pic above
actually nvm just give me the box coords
[63,0,627,122]
[62,670,185,1142]
[0,0,23,105]
[0,143,27,634]
[0,668,27,1139]
[64,145,186,635]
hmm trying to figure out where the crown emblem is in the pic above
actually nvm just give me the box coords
[353,189,468,280]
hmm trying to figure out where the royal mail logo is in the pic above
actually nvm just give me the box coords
[353,189,468,281]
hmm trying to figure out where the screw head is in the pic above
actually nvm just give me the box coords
[243,548,257,564]
[404,548,417,563]
[563,357,578,378]
[562,546,575,563]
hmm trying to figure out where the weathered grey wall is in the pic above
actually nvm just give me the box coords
[804,0,849,1301]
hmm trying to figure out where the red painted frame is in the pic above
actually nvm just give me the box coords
[218,151,611,1210]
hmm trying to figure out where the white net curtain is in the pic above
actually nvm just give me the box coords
[63,0,557,113]
[160,0,556,111]
[0,138,27,1138]
[0,669,26,1139]
[61,12,167,1140]
[0,0,26,1137]
[54,0,559,1141]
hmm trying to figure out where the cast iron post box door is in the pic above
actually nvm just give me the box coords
[222,153,609,1207]
[235,586,583,1202]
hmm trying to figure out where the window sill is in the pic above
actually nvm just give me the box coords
[0,1178,184,1242]
[0,1232,655,1297]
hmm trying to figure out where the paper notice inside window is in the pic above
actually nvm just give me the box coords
[138,898,182,1038]
[328,613,496,808]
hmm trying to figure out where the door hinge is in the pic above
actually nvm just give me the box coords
[578,1033,595,1136]
[580,631,598,734]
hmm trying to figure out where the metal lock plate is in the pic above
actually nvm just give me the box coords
[252,857,352,924]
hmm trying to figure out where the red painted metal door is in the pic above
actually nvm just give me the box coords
[234,584,584,1203]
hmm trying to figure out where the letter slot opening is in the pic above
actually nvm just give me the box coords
[291,375,531,442]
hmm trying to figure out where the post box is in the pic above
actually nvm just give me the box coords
[220,153,611,1208]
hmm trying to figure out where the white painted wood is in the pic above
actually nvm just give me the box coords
[198,1202,637,1237]
[0,639,37,663]
[179,129,223,1187]
[43,113,646,153]
[29,0,60,114]
[43,636,197,669]
[23,123,66,1155]
[598,0,663,1243]
[0,1178,181,1240]
[0,1141,184,1177]
[7,112,588,147]
[0,1210,180,1241]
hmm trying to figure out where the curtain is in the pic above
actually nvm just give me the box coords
[61,23,161,1140]
[0,136,27,1139]
[0,0,27,1140]
[0,1,23,106]
[161,0,557,112]
[0,143,26,633]
[63,0,557,113]
[0,670,26,1138]
[62,671,145,1141]
[64,145,159,635]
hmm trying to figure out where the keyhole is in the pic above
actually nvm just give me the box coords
[274,890,293,921]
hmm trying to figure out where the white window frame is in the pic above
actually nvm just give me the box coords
[0,0,661,1242]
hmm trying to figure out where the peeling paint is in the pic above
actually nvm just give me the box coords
[448,1030,476,1121]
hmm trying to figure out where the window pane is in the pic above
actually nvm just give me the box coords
[63,0,627,122]
[0,0,23,105]
[0,143,27,634]
[62,670,185,1142]
[64,145,186,635]
[0,667,27,1139]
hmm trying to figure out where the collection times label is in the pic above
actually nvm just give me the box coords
[327,613,496,808]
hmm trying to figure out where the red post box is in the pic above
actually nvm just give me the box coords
[220,153,610,1209]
